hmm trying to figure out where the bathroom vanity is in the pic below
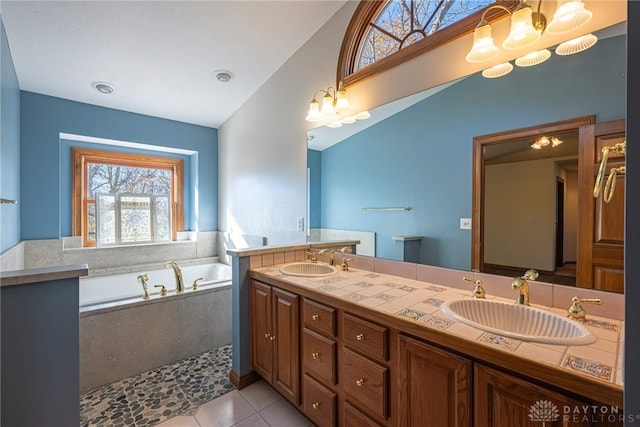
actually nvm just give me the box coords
[248,263,623,427]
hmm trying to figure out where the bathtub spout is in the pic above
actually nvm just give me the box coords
[164,261,185,293]
[137,274,151,300]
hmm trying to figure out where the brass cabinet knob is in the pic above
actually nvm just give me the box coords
[356,379,365,386]
[312,352,320,360]
[312,314,319,321]
[264,333,270,339]
[269,335,276,341]
[356,333,364,341]
[312,402,320,410]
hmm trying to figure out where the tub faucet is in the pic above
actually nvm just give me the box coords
[164,261,185,293]
[137,274,151,300]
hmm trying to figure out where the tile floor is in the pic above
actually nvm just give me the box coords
[155,381,314,427]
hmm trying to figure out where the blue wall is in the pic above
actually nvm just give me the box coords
[20,92,218,240]
[312,35,626,270]
[0,17,21,252]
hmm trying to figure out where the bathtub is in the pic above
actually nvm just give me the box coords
[79,261,232,391]
[79,261,231,308]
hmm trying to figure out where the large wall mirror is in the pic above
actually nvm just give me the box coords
[307,23,626,292]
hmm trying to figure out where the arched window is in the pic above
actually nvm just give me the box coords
[338,0,504,86]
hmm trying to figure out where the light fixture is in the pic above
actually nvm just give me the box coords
[305,82,369,128]
[546,0,592,35]
[515,48,551,67]
[305,81,350,123]
[92,81,114,94]
[482,62,513,79]
[502,3,543,50]
[555,33,597,55]
[465,22,499,63]
[213,70,234,83]
[531,135,563,149]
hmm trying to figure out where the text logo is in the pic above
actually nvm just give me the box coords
[529,400,560,425]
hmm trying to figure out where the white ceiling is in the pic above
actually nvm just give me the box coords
[1,0,347,128]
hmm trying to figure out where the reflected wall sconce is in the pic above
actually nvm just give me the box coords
[466,0,596,79]
[530,135,563,149]
[305,81,370,128]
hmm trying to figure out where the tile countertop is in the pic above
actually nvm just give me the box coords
[250,264,624,404]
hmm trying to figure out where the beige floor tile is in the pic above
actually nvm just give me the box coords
[239,381,282,411]
[259,399,312,427]
[232,413,270,427]
[155,415,202,427]
[195,391,256,427]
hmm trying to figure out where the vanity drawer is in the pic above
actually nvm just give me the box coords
[302,328,337,385]
[342,348,388,420]
[343,313,389,360]
[303,298,336,337]
[303,374,336,427]
[344,401,383,427]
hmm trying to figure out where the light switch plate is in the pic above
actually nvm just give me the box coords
[460,218,471,229]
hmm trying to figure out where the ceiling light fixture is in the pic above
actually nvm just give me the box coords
[213,70,234,83]
[467,1,596,79]
[92,81,114,94]
[531,135,563,149]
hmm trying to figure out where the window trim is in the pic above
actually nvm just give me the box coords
[72,147,184,247]
[337,0,514,87]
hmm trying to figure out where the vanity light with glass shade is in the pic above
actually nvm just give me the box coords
[305,81,370,128]
[466,0,597,78]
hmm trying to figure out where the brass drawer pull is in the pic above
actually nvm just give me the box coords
[264,333,270,339]
[270,335,276,341]
[312,402,320,410]
[356,333,365,341]
[356,378,365,386]
[312,352,320,360]
[312,314,319,321]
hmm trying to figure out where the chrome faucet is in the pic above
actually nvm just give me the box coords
[137,273,151,300]
[164,261,185,293]
[511,269,538,306]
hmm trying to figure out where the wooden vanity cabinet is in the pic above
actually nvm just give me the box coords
[398,335,472,427]
[474,364,607,427]
[249,279,299,404]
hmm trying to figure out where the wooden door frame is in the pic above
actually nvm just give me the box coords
[471,115,596,272]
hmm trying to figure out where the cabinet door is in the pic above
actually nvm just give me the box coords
[272,287,300,404]
[474,364,593,427]
[250,280,273,382]
[398,335,471,427]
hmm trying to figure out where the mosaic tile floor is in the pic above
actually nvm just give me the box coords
[80,344,234,427]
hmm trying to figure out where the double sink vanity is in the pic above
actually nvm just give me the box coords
[244,248,623,427]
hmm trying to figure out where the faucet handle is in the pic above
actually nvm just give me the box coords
[567,296,603,322]
[154,284,168,297]
[341,258,352,271]
[192,277,204,291]
[339,246,353,254]
[306,251,318,263]
[463,277,486,299]
[137,273,150,283]
[522,269,539,281]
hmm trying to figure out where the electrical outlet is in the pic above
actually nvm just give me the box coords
[297,217,305,232]
[460,218,471,229]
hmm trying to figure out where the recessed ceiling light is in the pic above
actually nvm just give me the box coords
[213,70,234,83]
[92,81,114,94]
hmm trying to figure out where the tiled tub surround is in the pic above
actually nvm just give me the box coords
[81,281,232,392]
[249,260,624,407]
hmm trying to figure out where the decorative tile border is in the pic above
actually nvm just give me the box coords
[424,298,444,307]
[364,273,380,278]
[422,315,454,330]
[375,293,395,302]
[396,308,427,321]
[317,285,338,292]
[344,293,367,302]
[427,285,446,292]
[398,285,416,292]
[477,333,521,352]
[355,281,374,288]
[562,355,613,381]
[586,319,619,332]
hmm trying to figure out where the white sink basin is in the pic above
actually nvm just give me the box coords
[279,262,338,277]
[440,299,595,345]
